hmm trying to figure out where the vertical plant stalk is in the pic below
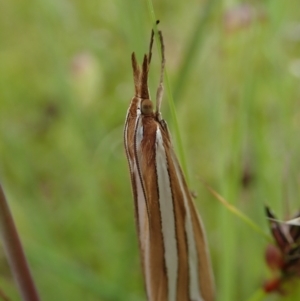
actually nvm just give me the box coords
[0,184,40,301]
[173,0,218,103]
[145,0,189,182]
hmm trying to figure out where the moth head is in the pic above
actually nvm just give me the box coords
[141,99,153,115]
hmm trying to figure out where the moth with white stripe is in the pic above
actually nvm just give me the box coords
[124,28,215,301]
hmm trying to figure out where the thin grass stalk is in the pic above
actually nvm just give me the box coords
[0,184,40,301]
[173,0,219,103]
[145,0,189,182]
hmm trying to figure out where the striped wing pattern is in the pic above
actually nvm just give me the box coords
[124,33,214,301]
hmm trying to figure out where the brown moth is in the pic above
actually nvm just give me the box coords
[124,28,215,301]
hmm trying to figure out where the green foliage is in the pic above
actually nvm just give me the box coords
[0,0,300,300]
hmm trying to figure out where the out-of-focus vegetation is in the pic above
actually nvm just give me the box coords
[0,0,300,300]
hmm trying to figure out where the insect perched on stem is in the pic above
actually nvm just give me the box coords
[124,27,215,301]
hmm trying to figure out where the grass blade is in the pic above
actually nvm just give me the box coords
[203,181,271,242]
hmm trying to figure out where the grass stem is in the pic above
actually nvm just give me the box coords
[145,0,190,183]
[0,184,40,301]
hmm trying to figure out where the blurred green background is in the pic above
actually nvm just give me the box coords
[1,0,300,300]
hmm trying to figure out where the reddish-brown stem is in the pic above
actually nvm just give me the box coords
[0,184,40,301]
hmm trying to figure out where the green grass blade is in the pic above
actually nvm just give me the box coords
[203,181,271,242]
[173,0,219,102]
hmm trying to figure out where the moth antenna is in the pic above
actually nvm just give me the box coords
[148,20,160,65]
[156,30,165,118]
[131,52,141,97]
[148,30,154,65]
[141,54,150,99]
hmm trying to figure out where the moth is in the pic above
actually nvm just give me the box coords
[124,28,215,301]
